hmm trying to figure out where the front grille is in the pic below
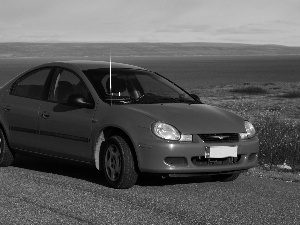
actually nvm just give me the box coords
[198,133,239,143]
[191,156,241,167]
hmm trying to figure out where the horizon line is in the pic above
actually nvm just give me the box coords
[0,41,299,48]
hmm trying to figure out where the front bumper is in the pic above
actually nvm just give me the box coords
[136,135,259,174]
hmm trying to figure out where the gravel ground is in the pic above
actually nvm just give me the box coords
[0,155,300,225]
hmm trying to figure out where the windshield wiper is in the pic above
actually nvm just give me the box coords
[133,97,196,104]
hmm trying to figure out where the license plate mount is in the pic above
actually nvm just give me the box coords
[205,146,238,158]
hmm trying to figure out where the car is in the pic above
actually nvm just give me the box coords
[0,60,259,188]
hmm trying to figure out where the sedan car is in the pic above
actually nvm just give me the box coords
[0,61,259,188]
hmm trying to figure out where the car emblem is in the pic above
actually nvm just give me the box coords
[211,135,229,140]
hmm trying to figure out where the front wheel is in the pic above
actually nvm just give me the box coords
[210,173,240,182]
[0,129,14,167]
[102,135,138,189]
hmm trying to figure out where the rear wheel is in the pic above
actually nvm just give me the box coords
[210,173,240,182]
[0,129,14,167]
[102,135,138,189]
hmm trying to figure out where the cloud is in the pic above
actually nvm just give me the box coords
[0,0,300,46]
[215,24,278,35]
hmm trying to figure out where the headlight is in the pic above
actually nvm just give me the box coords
[152,122,180,141]
[240,121,256,140]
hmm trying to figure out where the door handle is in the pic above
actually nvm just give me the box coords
[3,105,11,112]
[41,113,50,119]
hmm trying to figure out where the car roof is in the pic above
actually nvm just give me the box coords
[42,60,147,71]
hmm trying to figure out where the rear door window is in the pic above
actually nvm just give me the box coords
[11,68,51,100]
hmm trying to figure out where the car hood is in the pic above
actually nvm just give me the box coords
[123,103,246,134]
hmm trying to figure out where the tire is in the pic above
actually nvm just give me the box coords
[0,129,14,167]
[210,173,240,182]
[102,135,138,189]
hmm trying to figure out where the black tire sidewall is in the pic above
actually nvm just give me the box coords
[0,129,4,160]
[0,128,14,166]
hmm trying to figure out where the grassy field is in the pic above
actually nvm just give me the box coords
[189,82,300,121]
[188,82,300,180]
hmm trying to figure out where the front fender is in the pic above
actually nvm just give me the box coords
[91,103,155,170]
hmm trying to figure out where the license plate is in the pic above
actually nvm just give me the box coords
[205,146,237,158]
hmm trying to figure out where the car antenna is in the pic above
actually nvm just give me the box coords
[109,38,112,106]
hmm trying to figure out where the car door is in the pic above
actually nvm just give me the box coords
[0,67,52,152]
[38,67,96,161]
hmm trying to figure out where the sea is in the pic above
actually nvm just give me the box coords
[0,55,300,88]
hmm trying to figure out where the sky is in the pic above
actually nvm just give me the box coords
[0,0,300,46]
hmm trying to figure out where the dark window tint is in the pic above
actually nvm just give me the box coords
[11,68,51,100]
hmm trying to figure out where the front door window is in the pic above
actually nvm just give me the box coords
[49,69,91,104]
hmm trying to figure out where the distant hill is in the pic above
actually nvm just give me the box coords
[1,42,300,58]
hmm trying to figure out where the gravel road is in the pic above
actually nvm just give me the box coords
[0,155,299,225]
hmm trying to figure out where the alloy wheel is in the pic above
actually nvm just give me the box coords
[105,144,121,181]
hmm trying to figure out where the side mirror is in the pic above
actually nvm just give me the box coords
[190,94,201,102]
[67,94,95,109]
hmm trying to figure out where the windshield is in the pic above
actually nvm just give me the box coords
[84,68,199,104]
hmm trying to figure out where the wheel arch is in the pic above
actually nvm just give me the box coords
[94,126,139,173]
